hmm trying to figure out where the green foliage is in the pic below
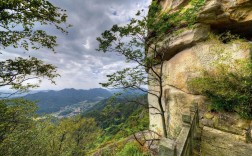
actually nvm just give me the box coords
[0,0,70,51]
[0,98,37,143]
[0,95,149,155]
[84,95,149,141]
[0,0,69,97]
[0,98,38,155]
[0,101,102,156]
[114,105,149,139]
[0,98,102,155]
[148,0,206,38]
[115,142,149,156]
[0,57,59,93]
[188,59,252,119]
[41,116,102,156]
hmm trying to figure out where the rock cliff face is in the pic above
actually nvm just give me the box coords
[161,0,252,36]
[148,0,252,149]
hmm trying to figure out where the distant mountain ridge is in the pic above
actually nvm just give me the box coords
[24,88,112,114]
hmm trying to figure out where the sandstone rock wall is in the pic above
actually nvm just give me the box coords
[201,126,252,156]
[148,0,252,140]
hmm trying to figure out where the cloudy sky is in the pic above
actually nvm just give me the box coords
[1,0,151,90]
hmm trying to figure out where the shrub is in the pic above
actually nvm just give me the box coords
[115,142,149,156]
[148,0,206,37]
[188,59,252,119]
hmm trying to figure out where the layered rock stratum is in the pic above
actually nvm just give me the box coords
[148,0,252,155]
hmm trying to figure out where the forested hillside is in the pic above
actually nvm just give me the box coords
[0,95,149,155]
[24,88,112,114]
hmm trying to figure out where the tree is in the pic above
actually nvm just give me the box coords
[97,25,169,138]
[97,0,206,138]
[0,101,102,155]
[0,0,69,96]
[0,1,69,153]
[0,0,69,51]
[97,11,169,138]
[0,98,39,155]
[0,57,59,97]
[40,116,101,156]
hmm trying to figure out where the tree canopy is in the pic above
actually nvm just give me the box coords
[0,0,69,51]
[0,0,70,96]
[0,57,59,95]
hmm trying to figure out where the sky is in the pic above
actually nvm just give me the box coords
[1,0,152,90]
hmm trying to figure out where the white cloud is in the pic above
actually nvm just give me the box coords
[1,0,152,90]
[83,39,90,49]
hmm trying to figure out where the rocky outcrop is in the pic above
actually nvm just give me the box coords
[149,35,251,138]
[164,40,250,93]
[161,0,252,36]
[201,126,252,156]
[161,24,210,60]
[198,0,252,37]
[160,0,193,10]
[148,0,252,150]
[199,107,252,141]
